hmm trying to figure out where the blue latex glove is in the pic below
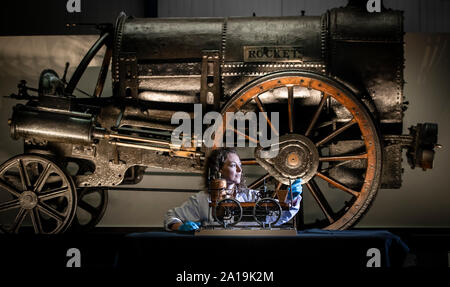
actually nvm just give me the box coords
[178,221,201,231]
[287,179,302,200]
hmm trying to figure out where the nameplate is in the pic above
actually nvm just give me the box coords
[244,46,303,62]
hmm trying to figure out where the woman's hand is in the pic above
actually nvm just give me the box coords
[177,221,201,231]
[287,178,303,200]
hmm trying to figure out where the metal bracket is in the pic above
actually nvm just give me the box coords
[118,53,138,98]
[72,144,96,159]
[200,50,221,112]
[406,123,440,170]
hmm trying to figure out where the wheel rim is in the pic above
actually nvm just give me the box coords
[214,198,243,227]
[214,71,382,230]
[0,154,77,234]
[253,198,282,226]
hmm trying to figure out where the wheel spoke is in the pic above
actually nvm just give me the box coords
[316,172,359,197]
[30,208,43,234]
[315,118,357,147]
[11,208,27,233]
[306,179,335,223]
[33,163,52,193]
[305,93,328,137]
[273,182,283,199]
[276,182,282,190]
[0,177,21,198]
[38,202,65,223]
[319,160,353,173]
[226,123,259,144]
[319,153,368,161]
[78,200,98,215]
[38,186,70,201]
[248,173,271,189]
[253,96,279,137]
[17,159,31,190]
[287,85,294,133]
[0,198,21,213]
[241,159,258,165]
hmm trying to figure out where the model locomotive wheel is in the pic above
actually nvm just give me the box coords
[0,154,77,234]
[69,187,108,232]
[215,71,382,230]
[214,198,243,227]
[253,198,282,226]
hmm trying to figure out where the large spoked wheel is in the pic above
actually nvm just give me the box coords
[214,198,243,227]
[253,198,282,226]
[0,154,77,234]
[215,71,382,230]
[69,187,108,232]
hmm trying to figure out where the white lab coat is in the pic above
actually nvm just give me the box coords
[164,189,301,231]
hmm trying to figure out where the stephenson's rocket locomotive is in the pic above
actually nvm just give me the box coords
[0,2,439,233]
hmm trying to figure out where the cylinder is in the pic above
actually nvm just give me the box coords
[10,107,94,144]
[209,178,227,202]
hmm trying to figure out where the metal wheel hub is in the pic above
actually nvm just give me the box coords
[256,134,319,185]
[19,191,38,210]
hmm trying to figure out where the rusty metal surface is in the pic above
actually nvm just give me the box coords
[216,71,383,230]
[1,2,440,233]
[113,7,403,126]
[327,7,404,124]
[10,105,96,145]
[115,14,326,102]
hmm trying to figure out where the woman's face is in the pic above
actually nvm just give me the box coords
[220,153,242,185]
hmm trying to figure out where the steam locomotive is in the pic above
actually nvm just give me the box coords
[0,1,439,234]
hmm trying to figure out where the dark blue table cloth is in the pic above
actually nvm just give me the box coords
[115,229,409,269]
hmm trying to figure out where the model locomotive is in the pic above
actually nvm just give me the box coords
[206,178,294,229]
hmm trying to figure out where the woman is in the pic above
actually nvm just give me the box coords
[164,148,302,231]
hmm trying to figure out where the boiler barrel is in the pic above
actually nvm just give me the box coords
[119,16,322,62]
[114,15,323,100]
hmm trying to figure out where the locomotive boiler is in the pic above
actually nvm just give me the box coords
[0,1,439,234]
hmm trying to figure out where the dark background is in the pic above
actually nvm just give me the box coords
[0,0,157,35]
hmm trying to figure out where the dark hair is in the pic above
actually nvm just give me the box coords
[203,147,246,191]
